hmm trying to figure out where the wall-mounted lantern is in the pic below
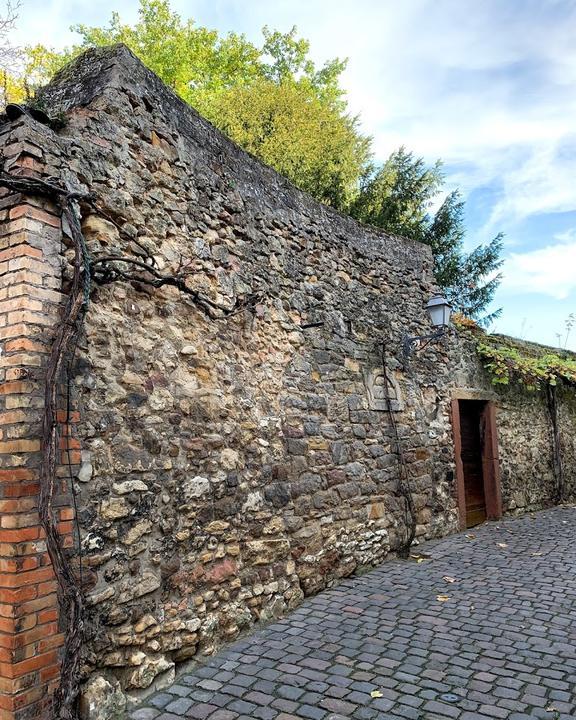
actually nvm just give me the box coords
[402,294,452,365]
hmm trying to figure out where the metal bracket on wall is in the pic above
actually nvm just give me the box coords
[402,326,448,369]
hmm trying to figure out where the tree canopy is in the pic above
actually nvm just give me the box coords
[350,148,503,321]
[6,0,503,322]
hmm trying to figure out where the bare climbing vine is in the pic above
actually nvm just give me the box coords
[379,342,417,558]
[546,384,565,503]
[0,164,258,719]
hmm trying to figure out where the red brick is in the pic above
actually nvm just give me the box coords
[0,352,42,368]
[56,410,80,423]
[0,499,36,514]
[8,206,60,228]
[0,153,66,718]
[0,470,36,483]
[0,586,37,605]
[0,384,36,398]
[0,271,43,289]
[3,338,48,353]
[56,521,73,536]
[37,609,57,625]
[2,483,40,499]
[0,245,43,263]
[38,662,59,683]
[6,310,53,327]
[0,617,16,633]
[61,450,81,465]
[9,650,58,679]
[58,437,80,450]
[13,594,55,620]
[0,513,40,531]
[0,528,40,543]
[0,567,54,589]
[0,557,38,574]
[0,692,15,711]
[36,581,58,597]
[37,632,63,654]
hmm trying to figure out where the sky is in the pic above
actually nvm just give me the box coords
[9,0,576,349]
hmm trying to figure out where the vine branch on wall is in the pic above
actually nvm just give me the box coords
[0,164,257,720]
[379,342,417,558]
[0,166,92,720]
[546,384,565,503]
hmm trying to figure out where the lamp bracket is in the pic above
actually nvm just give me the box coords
[402,326,447,367]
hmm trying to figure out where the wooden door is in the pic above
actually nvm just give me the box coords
[459,400,487,527]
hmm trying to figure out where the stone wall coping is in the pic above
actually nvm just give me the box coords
[36,44,432,272]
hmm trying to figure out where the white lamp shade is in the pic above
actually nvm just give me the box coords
[426,295,452,327]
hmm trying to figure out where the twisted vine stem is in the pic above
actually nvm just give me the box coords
[380,342,417,558]
[0,165,257,718]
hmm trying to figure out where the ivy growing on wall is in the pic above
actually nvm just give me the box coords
[453,314,574,504]
[453,314,576,390]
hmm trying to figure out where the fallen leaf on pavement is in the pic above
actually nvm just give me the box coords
[436,595,450,602]
[465,534,475,539]
[370,690,383,698]
[442,576,456,583]
[531,552,543,557]
[496,542,507,548]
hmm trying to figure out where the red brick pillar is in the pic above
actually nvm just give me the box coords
[0,118,71,719]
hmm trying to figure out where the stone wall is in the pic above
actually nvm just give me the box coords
[497,386,561,512]
[558,386,576,494]
[0,44,575,718]
[501,382,576,511]
[35,45,462,703]
[451,338,576,515]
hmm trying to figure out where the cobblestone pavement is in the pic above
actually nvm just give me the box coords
[128,507,576,720]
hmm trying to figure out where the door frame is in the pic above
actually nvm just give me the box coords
[451,394,502,530]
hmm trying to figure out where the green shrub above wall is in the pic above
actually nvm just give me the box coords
[453,314,576,390]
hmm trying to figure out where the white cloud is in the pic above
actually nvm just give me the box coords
[11,0,576,235]
[259,0,576,233]
[264,0,576,232]
[487,138,576,227]
[501,237,576,300]
[9,0,576,347]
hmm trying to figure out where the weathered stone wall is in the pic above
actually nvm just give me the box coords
[558,386,576,494]
[35,45,462,699]
[1,44,575,717]
[450,337,576,514]
[451,338,576,515]
[494,386,562,512]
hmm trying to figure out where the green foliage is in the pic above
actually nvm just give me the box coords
[351,148,444,239]
[71,1,263,105]
[15,0,502,317]
[260,26,347,109]
[19,0,368,208]
[350,148,503,323]
[453,315,576,390]
[211,78,370,207]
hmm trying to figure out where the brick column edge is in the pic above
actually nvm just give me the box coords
[0,115,73,719]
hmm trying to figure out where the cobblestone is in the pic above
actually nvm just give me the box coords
[127,508,576,719]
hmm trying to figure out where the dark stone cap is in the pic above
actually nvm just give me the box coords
[36,43,434,270]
